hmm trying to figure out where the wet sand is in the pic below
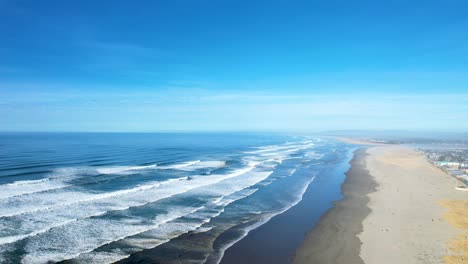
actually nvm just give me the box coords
[293,148,374,264]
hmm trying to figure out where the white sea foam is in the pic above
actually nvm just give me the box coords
[212,175,318,264]
[262,144,314,156]
[0,161,260,219]
[0,139,320,263]
[95,164,158,174]
[0,178,67,200]
[94,160,225,174]
[3,178,49,186]
[176,160,226,171]
[0,160,226,202]
[20,205,205,264]
[68,172,271,263]
[8,169,273,263]
[245,145,299,154]
[0,167,83,200]
[0,179,163,218]
[305,151,325,159]
[212,217,267,264]
[95,160,202,174]
[0,162,265,247]
[244,143,315,164]
[156,160,201,169]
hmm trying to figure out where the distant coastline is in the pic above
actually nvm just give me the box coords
[332,136,388,145]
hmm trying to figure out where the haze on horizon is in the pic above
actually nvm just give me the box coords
[0,0,467,133]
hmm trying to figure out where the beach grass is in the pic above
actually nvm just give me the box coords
[439,200,468,264]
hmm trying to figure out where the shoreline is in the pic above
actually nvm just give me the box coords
[295,145,468,264]
[115,142,466,264]
[219,146,355,264]
[293,148,375,264]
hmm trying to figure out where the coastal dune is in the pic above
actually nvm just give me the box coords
[294,145,468,264]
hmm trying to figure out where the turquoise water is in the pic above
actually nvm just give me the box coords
[0,133,353,263]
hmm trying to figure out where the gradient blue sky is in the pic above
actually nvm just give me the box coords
[1,0,467,132]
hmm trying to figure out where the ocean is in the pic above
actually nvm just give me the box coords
[0,133,355,264]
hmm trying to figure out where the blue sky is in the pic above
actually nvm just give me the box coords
[0,0,467,132]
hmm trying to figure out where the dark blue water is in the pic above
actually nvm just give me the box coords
[0,133,353,263]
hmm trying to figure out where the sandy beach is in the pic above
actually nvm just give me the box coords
[294,145,468,264]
